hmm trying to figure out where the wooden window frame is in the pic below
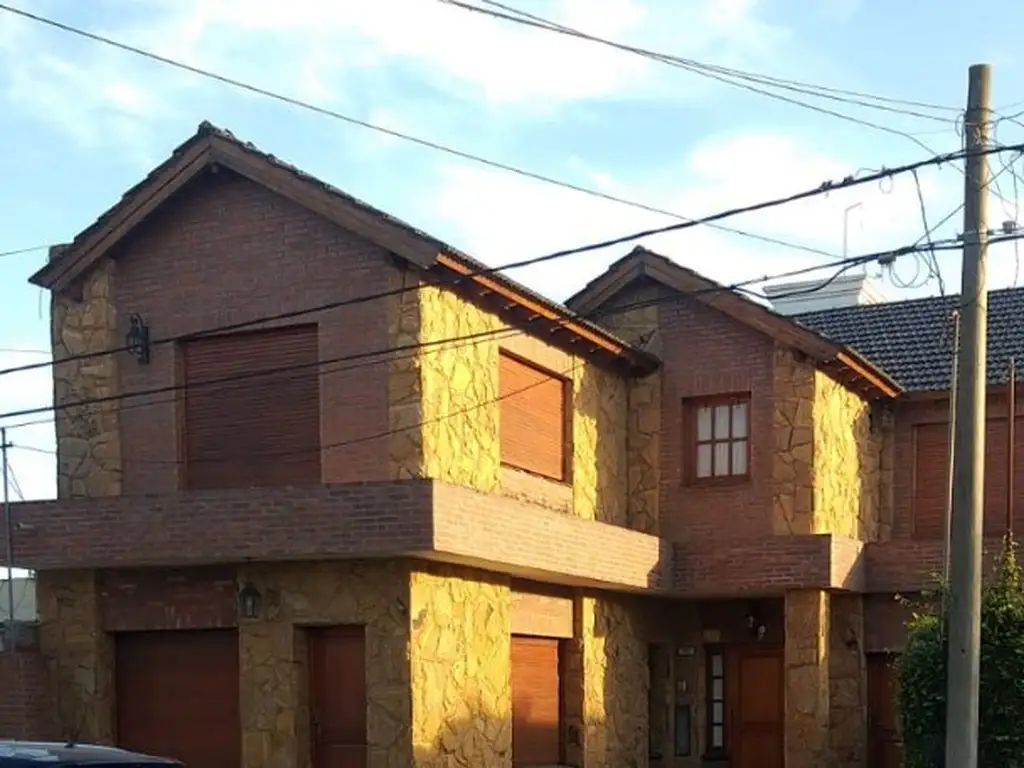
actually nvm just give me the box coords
[704,644,727,760]
[683,393,751,486]
[498,350,573,484]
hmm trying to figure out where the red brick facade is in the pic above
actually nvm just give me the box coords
[0,651,52,739]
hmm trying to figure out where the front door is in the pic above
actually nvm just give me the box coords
[309,625,367,768]
[728,645,784,768]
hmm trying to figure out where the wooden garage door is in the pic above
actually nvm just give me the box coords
[511,635,562,767]
[183,324,321,490]
[116,630,240,768]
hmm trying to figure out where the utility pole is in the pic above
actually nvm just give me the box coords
[945,63,992,768]
[1008,358,1017,537]
[942,309,961,627]
[1,427,13,653]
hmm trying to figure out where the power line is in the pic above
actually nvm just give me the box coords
[0,139,1010,382]
[0,236,1003,432]
[0,245,50,259]
[0,3,853,278]
[10,236,1019,467]
[445,0,959,138]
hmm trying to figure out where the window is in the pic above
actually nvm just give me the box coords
[706,647,726,755]
[673,704,692,757]
[499,352,570,481]
[687,394,750,481]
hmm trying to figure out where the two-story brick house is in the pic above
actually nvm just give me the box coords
[2,121,1022,768]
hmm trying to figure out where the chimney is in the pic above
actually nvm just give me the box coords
[762,273,886,316]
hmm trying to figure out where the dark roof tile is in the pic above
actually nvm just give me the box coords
[793,286,1024,392]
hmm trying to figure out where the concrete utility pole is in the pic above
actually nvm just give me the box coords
[945,62,992,768]
[1,426,13,653]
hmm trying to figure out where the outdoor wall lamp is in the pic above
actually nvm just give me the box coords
[125,313,151,365]
[746,605,767,641]
[238,582,263,619]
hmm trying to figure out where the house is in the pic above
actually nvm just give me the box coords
[1,120,1022,768]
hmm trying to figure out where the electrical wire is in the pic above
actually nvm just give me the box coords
[0,235,1005,435]
[0,245,50,259]
[443,0,959,144]
[0,3,857,279]
[11,235,1019,468]
[461,0,959,121]
[1,138,1007,381]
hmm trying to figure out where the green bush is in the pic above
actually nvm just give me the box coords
[897,540,1024,768]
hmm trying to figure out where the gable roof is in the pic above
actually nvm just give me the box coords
[567,246,902,399]
[32,122,657,375]
[794,287,1024,393]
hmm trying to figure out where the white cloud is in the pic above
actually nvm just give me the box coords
[426,129,989,303]
[0,0,791,148]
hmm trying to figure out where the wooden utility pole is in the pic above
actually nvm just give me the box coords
[945,62,992,768]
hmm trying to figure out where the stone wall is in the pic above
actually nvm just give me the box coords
[238,560,411,768]
[389,280,632,525]
[35,569,114,744]
[785,589,831,768]
[772,347,816,535]
[572,595,649,768]
[813,370,879,541]
[408,564,512,766]
[829,594,867,768]
[596,292,662,535]
[52,259,121,498]
[772,349,882,541]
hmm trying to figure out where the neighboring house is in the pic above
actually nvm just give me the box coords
[0,578,36,624]
[1,120,1022,768]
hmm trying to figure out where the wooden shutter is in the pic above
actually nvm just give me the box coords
[913,417,1024,538]
[499,353,568,481]
[183,325,320,490]
[511,635,562,767]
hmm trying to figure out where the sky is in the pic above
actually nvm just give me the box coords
[1,0,1024,507]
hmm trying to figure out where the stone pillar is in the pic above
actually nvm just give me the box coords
[772,347,815,535]
[829,594,867,768]
[52,260,122,499]
[575,595,649,768]
[408,565,512,767]
[35,570,114,744]
[785,589,830,768]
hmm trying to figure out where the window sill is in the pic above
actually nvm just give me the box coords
[683,474,751,489]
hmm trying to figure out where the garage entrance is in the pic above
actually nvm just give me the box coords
[115,629,240,768]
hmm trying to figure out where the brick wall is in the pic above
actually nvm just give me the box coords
[0,650,52,739]
[110,169,396,494]
[655,289,777,544]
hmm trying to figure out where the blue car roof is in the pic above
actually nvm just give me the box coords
[0,743,180,767]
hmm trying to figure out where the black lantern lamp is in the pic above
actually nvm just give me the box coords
[125,313,151,365]
[238,582,263,619]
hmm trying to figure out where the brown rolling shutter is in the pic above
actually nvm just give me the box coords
[511,635,562,767]
[116,630,240,768]
[499,353,568,481]
[914,418,1024,538]
[183,325,320,490]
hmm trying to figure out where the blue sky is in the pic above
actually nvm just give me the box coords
[1,0,1024,501]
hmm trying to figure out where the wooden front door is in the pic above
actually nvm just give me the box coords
[868,653,904,768]
[309,626,367,768]
[728,645,784,768]
[115,629,240,768]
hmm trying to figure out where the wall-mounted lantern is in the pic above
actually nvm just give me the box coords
[746,603,767,641]
[238,582,263,619]
[125,313,151,365]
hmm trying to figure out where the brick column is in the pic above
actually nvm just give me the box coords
[785,589,830,768]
